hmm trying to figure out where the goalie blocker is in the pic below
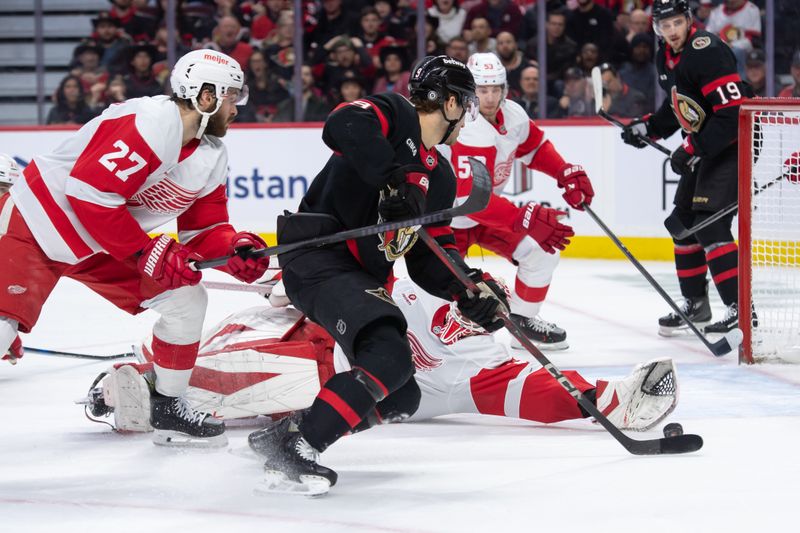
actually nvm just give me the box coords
[83,279,679,438]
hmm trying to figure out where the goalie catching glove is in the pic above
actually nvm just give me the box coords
[450,269,510,333]
[378,164,430,221]
[513,203,574,254]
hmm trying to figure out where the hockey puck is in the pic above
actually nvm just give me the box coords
[663,423,684,438]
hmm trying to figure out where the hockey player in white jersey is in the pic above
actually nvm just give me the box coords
[0,153,23,365]
[87,277,678,495]
[440,53,595,350]
[0,50,272,447]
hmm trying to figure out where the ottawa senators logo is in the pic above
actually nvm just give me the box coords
[378,226,418,261]
[670,87,706,133]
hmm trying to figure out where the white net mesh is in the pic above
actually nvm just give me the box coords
[748,108,800,363]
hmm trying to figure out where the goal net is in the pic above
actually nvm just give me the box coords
[739,99,800,364]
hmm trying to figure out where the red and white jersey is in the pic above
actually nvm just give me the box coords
[439,99,565,230]
[11,96,229,264]
[706,2,761,43]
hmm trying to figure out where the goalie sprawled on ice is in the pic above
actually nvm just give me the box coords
[84,277,678,444]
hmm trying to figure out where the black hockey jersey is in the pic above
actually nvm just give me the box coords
[296,92,467,299]
[650,28,749,158]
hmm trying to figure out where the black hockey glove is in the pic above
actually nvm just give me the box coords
[378,165,429,221]
[620,116,652,149]
[670,143,700,177]
[450,269,510,333]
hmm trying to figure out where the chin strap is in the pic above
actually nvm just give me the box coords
[191,97,223,139]
[438,104,466,145]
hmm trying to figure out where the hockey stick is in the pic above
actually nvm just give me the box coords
[416,229,703,455]
[26,347,135,360]
[203,280,273,296]
[193,157,493,270]
[591,67,673,158]
[583,204,742,356]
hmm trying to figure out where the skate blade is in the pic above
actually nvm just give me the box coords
[152,430,228,448]
[658,322,710,337]
[510,338,569,351]
[255,471,330,497]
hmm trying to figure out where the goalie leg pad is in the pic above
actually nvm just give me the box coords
[596,358,678,431]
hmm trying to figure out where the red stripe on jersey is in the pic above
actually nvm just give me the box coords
[677,265,708,278]
[318,388,363,428]
[712,100,742,113]
[526,139,567,178]
[469,363,528,416]
[23,161,94,259]
[66,196,151,259]
[706,242,737,261]
[674,244,703,255]
[346,239,365,267]
[177,185,229,233]
[345,99,389,137]
[515,120,545,159]
[178,138,201,162]
[425,225,453,238]
[701,74,742,96]
[150,336,200,370]
[712,267,737,284]
[514,278,549,303]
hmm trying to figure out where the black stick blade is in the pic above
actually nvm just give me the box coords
[659,434,704,454]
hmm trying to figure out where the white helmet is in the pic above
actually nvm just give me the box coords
[0,153,20,187]
[170,49,248,138]
[467,52,508,100]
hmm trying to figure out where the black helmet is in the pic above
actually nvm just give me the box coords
[409,55,476,110]
[652,0,691,21]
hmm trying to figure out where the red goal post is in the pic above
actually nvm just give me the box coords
[739,98,800,364]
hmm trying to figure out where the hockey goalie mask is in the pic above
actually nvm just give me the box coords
[170,50,248,138]
[0,153,21,188]
[467,53,508,113]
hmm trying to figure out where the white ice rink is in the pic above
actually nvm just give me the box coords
[2,257,800,533]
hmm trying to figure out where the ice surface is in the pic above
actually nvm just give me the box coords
[3,258,800,533]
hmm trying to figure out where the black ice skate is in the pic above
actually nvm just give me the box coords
[249,416,337,496]
[510,314,568,350]
[658,296,712,337]
[150,392,227,448]
[704,303,739,334]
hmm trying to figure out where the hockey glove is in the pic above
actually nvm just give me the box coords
[137,234,202,290]
[513,203,575,254]
[670,139,700,177]
[226,231,270,283]
[620,116,652,149]
[556,163,594,210]
[2,335,23,365]
[378,165,430,221]
[451,270,510,333]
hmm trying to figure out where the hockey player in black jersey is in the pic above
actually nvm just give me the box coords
[247,56,510,495]
[621,0,749,337]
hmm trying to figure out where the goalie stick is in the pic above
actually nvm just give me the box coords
[591,67,672,158]
[416,228,703,455]
[583,204,742,357]
[193,157,493,270]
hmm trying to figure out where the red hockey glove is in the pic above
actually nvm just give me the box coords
[2,335,23,365]
[378,165,430,221]
[556,163,594,210]
[513,203,575,254]
[226,231,270,283]
[450,269,510,333]
[137,234,202,290]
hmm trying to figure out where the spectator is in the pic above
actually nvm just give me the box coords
[250,0,285,45]
[778,51,800,98]
[152,25,192,71]
[464,0,523,38]
[539,9,577,86]
[619,32,656,112]
[337,77,367,104]
[104,74,127,107]
[179,0,218,44]
[627,9,651,42]
[107,0,155,42]
[316,37,376,101]
[428,0,467,44]
[578,42,600,76]
[372,46,411,98]
[273,65,331,122]
[46,75,97,125]
[357,6,398,69]
[743,49,766,97]
[246,49,290,122]
[306,0,360,59]
[71,41,108,95]
[706,0,761,54]
[566,0,615,56]
[495,31,528,98]
[467,17,496,55]
[694,0,715,29]
[374,0,411,40]
[557,66,594,117]
[599,62,647,117]
[123,42,162,98]
[207,16,254,72]
[775,0,800,74]
[445,36,470,63]
[407,13,447,57]
[92,11,130,74]
[263,9,296,83]
[512,65,559,119]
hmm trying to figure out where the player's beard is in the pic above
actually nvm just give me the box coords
[203,110,231,137]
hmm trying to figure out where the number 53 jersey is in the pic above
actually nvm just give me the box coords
[10,95,229,264]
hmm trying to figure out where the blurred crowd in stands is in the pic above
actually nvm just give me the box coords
[47,0,800,125]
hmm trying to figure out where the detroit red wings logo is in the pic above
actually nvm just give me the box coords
[407,330,442,371]
[127,178,200,214]
[430,303,488,345]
